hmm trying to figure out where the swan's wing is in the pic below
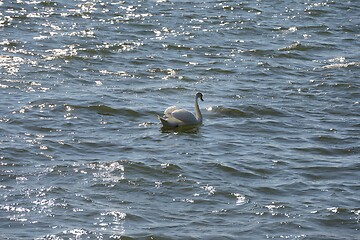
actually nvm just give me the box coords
[164,106,178,117]
[171,109,197,124]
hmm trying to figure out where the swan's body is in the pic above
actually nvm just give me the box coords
[159,92,204,128]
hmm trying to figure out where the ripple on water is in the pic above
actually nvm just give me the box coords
[1,0,359,239]
[207,105,288,118]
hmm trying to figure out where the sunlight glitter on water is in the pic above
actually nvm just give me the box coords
[0,0,359,239]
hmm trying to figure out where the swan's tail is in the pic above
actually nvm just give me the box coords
[158,116,172,127]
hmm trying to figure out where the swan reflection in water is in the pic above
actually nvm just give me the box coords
[158,92,204,129]
[160,124,201,134]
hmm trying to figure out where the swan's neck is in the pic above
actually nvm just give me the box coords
[195,96,202,123]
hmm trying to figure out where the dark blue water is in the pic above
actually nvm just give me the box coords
[1,0,359,239]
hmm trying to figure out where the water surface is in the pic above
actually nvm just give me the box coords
[1,0,359,239]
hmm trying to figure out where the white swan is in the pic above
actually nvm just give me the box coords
[158,92,204,127]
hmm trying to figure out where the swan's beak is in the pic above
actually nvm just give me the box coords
[200,96,204,101]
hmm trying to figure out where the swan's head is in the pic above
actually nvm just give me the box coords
[196,92,204,101]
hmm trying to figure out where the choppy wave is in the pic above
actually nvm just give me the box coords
[1,0,359,239]
[207,105,286,118]
[322,61,360,69]
[70,104,142,117]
